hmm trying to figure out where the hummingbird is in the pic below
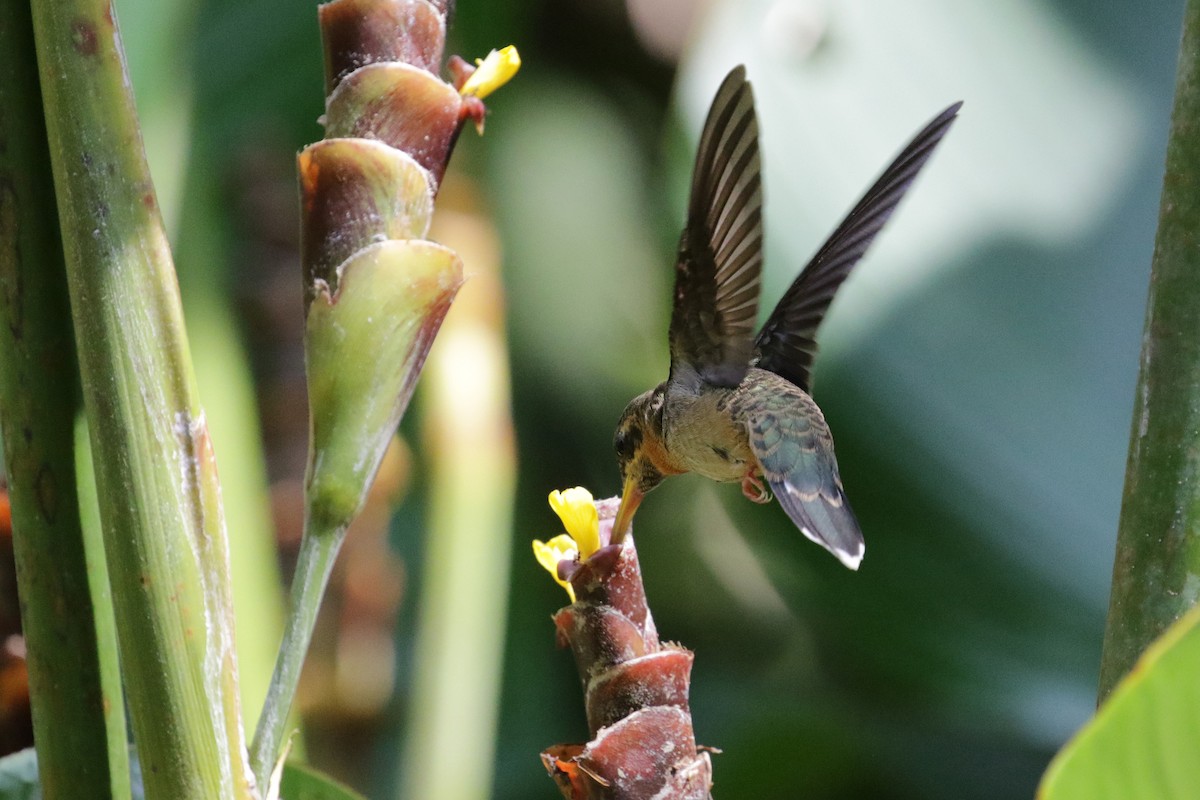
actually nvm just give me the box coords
[611,65,959,569]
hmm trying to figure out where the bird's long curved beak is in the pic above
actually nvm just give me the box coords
[611,476,643,546]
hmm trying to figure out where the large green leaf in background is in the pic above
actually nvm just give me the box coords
[1040,605,1200,799]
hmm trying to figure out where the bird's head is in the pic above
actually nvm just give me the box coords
[612,383,672,543]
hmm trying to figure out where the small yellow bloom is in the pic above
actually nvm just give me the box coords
[459,45,521,100]
[548,487,600,559]
[534,487,602,602]
[532,534,579,603]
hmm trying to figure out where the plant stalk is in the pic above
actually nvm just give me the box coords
[399,211,517,800]
[250,522,347,787]
[540,500,713,799]
[0,2,128,796]
[28,0,254,795]
[1099,0,1200,701]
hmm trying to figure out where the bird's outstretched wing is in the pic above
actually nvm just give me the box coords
[746,397,864,570]
[669,65,764,390]
[753,102,962,393]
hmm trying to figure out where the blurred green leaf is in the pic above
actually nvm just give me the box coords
[1040,605,1200,799]
[398,250,516,800]
[488,75,670,409]
[280,762,367,800]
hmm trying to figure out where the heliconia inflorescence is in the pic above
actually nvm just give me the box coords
[301,0,518,533]
[252,0,518,784]
[538,493,714,800]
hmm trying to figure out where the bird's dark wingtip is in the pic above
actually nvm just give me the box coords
[797,522,864,571]
[775,480,866,571]
[920,101,963,142]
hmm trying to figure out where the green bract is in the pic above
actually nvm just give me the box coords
[305,239,462,532]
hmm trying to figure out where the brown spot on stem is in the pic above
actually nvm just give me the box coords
[71,20,98,56]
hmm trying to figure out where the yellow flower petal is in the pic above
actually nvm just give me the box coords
[548,487,600,559]
[459,45,521,100]
[533,534,578,602]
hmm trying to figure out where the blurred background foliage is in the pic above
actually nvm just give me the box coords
[0,0,1184,797]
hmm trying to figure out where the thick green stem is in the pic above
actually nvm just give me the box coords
[28,0,253,796]
[1099,0,1200,701]
[250,523,347,787]
[0,2,128,796]
[118,0,285,728]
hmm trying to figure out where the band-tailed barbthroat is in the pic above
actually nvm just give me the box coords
[611,66,959,569]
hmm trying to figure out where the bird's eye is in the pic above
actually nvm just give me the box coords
[614,431,629,459]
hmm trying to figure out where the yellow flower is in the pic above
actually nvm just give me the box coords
[532,534,579,603]
[533,487,602,602]
[548,487,600,559]
[459,45,521,100]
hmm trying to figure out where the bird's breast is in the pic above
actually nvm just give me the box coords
[663,388,754,482]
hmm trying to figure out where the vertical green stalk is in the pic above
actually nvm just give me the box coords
[74,420,131,795]
[1099,0,1200,701]
[116,0,286,727]
[173,152,286,733]
[399,235,517,800]
[0,2,128,797]
[249,521,345,783]
[28,0,253,796]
